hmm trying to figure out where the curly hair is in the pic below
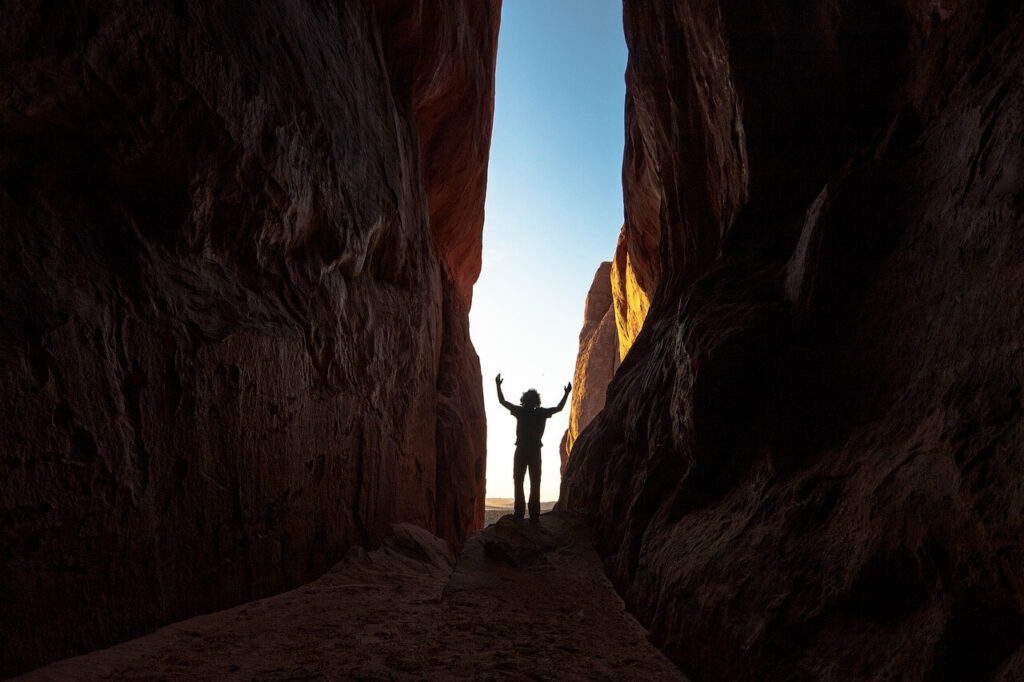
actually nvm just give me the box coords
[519,389,541,408]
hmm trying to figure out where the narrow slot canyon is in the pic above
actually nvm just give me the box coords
[3,1,1024,680]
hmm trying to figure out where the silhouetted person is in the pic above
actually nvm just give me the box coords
[495,374,571,523]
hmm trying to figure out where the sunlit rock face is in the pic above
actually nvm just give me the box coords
[560,262,620,474]
[561,232,651,472]
[563,1,1024,679]
[0,0,498,674]
[610,226,651,361]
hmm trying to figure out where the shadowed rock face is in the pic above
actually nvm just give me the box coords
[0,0,498,674]
[564,1,1024,679]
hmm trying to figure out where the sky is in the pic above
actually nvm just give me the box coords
[470,1,628,501]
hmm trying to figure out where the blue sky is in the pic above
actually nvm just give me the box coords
[470,1,628,501]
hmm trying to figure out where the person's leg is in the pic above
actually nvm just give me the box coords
[527,451,541,522]
[513,448,527,519]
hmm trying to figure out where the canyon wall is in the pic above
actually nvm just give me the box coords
[563,1,1024,679]
[559,262,619,474]
[561,228,653,471]
[610,225,652,361]
[0,0,499,674]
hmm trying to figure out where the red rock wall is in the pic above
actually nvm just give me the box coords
[609,225,651,361]
[560,231,653,474]
[564,1,1024,679]
[0,0,498,674]
[560,262,620,474]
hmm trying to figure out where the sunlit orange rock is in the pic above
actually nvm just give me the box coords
[610,226,651,361]
[560,263,620,474]
[0,0,499,674]
[561,231,650,473]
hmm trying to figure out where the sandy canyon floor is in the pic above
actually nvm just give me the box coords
[20,513,684,680]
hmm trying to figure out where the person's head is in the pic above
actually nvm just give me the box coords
[520,389,541,408]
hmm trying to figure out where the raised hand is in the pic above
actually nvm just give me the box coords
[495,374,503,386]
[564,382,572,393]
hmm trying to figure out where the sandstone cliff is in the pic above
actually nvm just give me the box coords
[561,231,652,471]
[560,262,620,474]
[563,1,1024,679]
[610,225,652,361]
[0,0,499,674]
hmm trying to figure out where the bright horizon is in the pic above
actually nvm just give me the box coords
[470,1,628,501]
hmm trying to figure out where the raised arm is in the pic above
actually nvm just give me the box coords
[495,374,516,411]
[548,382,572,414]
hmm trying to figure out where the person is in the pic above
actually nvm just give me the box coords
[495,374,571,523]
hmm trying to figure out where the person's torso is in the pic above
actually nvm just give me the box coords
[514,407,550,446]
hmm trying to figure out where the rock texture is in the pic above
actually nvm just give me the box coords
[610,225,652,360]
[560,262,620,473]
[563,1,1024,680]
[0,0,498,675]
[560,233,653,472]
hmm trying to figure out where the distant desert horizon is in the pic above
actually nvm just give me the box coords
[483,499,556,526]
[485,498,557,508]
